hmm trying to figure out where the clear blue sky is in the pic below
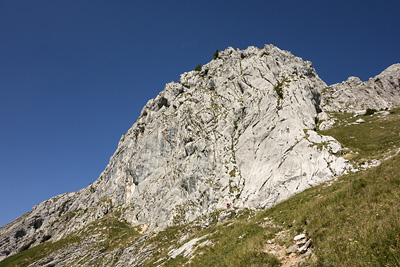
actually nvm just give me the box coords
[1,0,399,227]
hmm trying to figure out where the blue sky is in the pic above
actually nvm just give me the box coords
[1,0,399,227]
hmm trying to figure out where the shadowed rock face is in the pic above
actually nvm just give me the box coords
[3,45,398,261]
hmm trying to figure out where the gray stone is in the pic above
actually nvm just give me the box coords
[168,235,209,259]
[353,110,366,116]
[303,249,313,258]
[318,119,336,130]
[298,239,312,254]
[294,233,306,241]
[218,210,235,222]
[296,239,307,247]
[286,244,298,254]
[321,64,400,112]
[317,111,330,121]
[327,142,342,154]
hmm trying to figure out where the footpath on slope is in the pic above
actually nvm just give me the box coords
[260,217,314,266]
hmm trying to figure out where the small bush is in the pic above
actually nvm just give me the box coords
[194,64,202,71]
[213,49,219,60]
[233,120,238,130]
[274,80,285,99]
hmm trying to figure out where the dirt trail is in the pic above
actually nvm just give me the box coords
[262,230,302,267]
[260,218,310,266]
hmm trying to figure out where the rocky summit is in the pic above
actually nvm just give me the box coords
[1,45,399,265]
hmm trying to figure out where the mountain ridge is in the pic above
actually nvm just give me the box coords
[1,44,399,264]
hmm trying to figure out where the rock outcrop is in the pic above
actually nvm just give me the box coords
[3,45,395,263]
[320,63,400,112]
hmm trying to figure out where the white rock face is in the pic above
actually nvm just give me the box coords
[321,64,400,112]
[168,235,210,259]
[317,111,337,130]
[1,45,387,261]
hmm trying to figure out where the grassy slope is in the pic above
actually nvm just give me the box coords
[157,211,282,267]
[0,235,81,267]
[320,109,400,165]
[0,216,142,267]
[264,153,400,266]
[2,109,400,266]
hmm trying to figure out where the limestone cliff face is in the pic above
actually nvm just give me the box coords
[0,45,369,260]
[88,45,348,231]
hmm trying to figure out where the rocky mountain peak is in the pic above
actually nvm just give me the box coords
[378,63,400,75]
[343,76,363,86]
[3,44,396,262]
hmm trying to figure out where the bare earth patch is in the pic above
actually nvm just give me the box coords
[262,229,302,267]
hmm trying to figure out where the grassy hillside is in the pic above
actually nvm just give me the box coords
[2,109,400,266]
[320,108,400,166]
[264,152,400,266]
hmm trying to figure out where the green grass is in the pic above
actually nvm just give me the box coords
[320,108,400,165]
[273,79,286,99]
[143,209,281,267]
[75,214,142,265]
[92,217,141,252]
[194,64,202,71]
[189,218,280,266]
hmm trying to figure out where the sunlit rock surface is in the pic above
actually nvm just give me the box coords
[321,63,400,112]
[4,45,398,262]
